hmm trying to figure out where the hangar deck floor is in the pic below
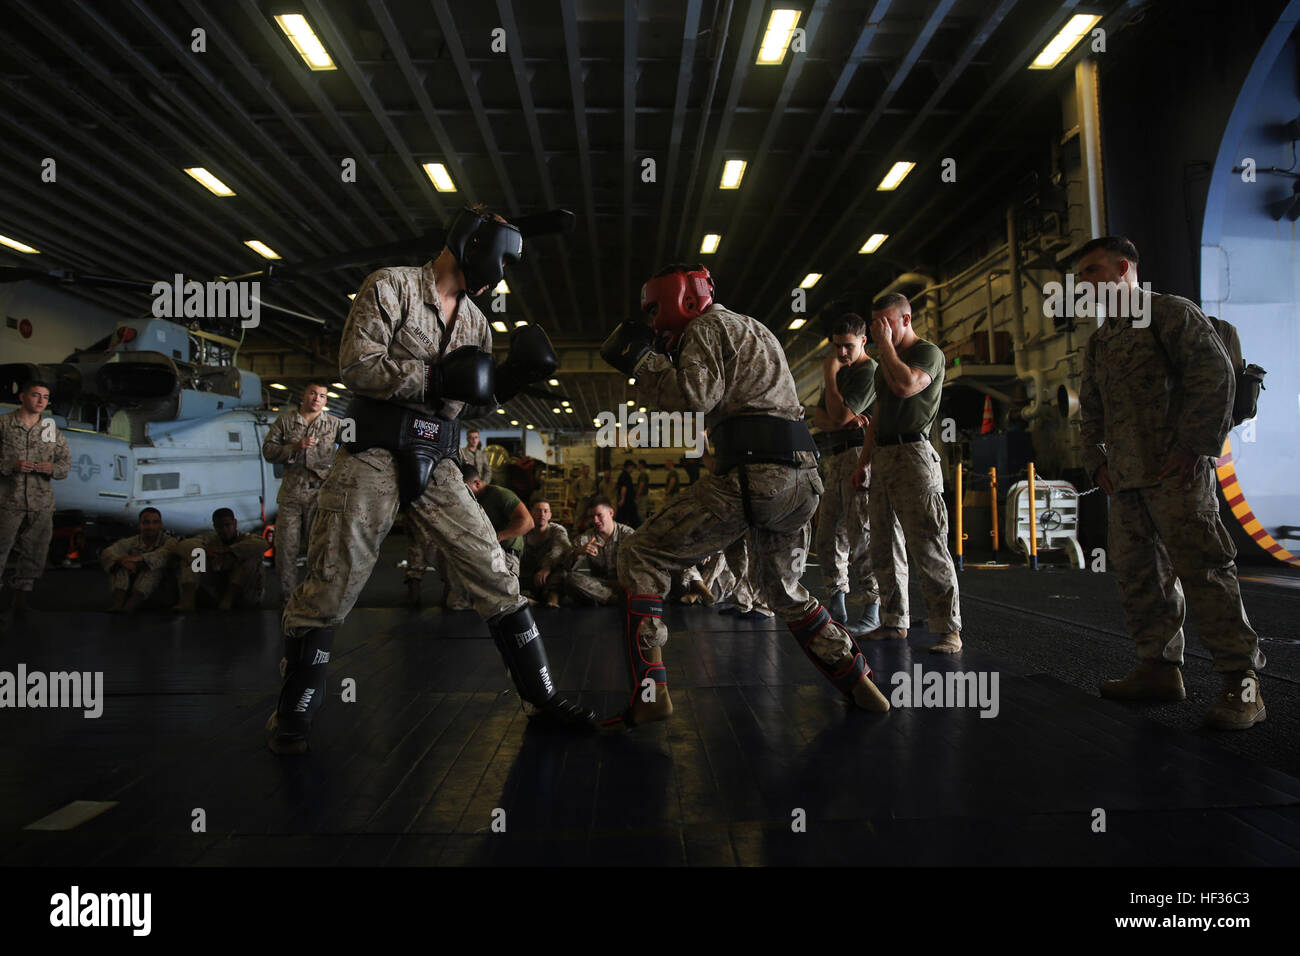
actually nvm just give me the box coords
[2,537,1298,867]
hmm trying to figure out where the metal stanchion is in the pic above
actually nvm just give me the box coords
[1027,461,1039,570]
[955,462,964,570]
[990,465,1000,556]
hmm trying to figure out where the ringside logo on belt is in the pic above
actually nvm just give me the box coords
[409,416,442,442]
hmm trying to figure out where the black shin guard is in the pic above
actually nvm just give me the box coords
[789,606,869,697]
[275,627,336,736]
[622,594,666,708]
[489,605,556,707]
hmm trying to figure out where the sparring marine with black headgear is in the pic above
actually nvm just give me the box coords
[267,206,596,754]
[598,264,891,729]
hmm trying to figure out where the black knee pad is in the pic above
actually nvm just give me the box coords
[488,605,556,707]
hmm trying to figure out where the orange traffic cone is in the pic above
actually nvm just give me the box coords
[980,396,995,435]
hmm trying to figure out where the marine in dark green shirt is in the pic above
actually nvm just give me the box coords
[810,313,878,440]
[462,465,532,556]
[870,338,945,438]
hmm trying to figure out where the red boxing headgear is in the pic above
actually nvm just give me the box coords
[641,265,714,351]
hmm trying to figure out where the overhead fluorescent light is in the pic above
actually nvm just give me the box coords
[332,382,345,389]
[526,424,534,430]
[565,407,573,414]
[720,159,747,189]
[327,391,340,398]
[800,273,821,289]
[269,383,288,391]
[183,167,235,197]
[628,377,636,385]
[547,378,560,387]
[491,320,508,333]
[0,234,40,254]
[274,13,336,71]
[347,293,356,300]
[422,162,456,192]
[626,400,635,407]
[788,318,807,330]
[494,280,510,294]
[245,240,280,259]
[877,162,916,191]
[1029,14,1103,70]
[757,9,802,65]
[561,400,570,407]
[514,320,528,327]
[510,419,519,425]
[552,407,561,413]
[701,233,721,254]
[638,406,647,413]
[496,408,506,414]
[859,233,888,254]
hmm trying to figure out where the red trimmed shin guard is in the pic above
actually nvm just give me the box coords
[788,605,871,696]
[602,593,670,728]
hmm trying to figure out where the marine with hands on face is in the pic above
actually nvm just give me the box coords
[267,205,596,754]
[599,264,891,730]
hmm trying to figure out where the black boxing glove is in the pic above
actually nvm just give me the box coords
[600,320,656,376]
[424,346,495,407]
[495,324,559,404]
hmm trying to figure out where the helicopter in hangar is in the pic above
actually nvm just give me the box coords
[0,207,576,554]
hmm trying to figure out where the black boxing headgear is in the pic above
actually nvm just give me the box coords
[445,207,523,295]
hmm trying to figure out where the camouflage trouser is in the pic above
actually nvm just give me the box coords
[564,570,621,606]
[0,508,52,591]
[1109,464,1265,674]
[284,448,523,633]
[403,532,438,580]
[619,463,850,665]
[275,492,319,600]
[177,542,265,608]
[681,549,729,591]
[520,556,564,600]
[814,449,878,599]
[868,442,962,633]
[109,563,176,605]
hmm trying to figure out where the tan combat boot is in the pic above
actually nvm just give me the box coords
[1204,670,1266,730]
[1099,660,1186,702]
[846,668,891,712]
[172,584,197,612]
[605,646,674,730]
[862,626,908,641]
[929,631,962,654]
[106,590,129,613]
[689,580,715,606]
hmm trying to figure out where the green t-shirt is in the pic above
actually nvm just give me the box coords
[818,358,877,436]
[478,484,525,555]
[871,339,946,438]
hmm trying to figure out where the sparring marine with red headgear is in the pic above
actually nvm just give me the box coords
[268,205,596,754]
[599,264,891,729]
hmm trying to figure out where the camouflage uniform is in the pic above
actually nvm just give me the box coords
[564,522,635,606]
[813,361,878,598]
[462,443,492,484]
[100,533,179,606]
[262,408,341,601]
[619,304,850,666]
[284,262,522,632]
[867,338,961,634]
[174,531,267,607]
[1080,292,1263,674]
[521,522,570,599]
[0,411,70,592]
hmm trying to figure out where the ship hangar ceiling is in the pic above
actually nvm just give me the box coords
[0,0,1150,429]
